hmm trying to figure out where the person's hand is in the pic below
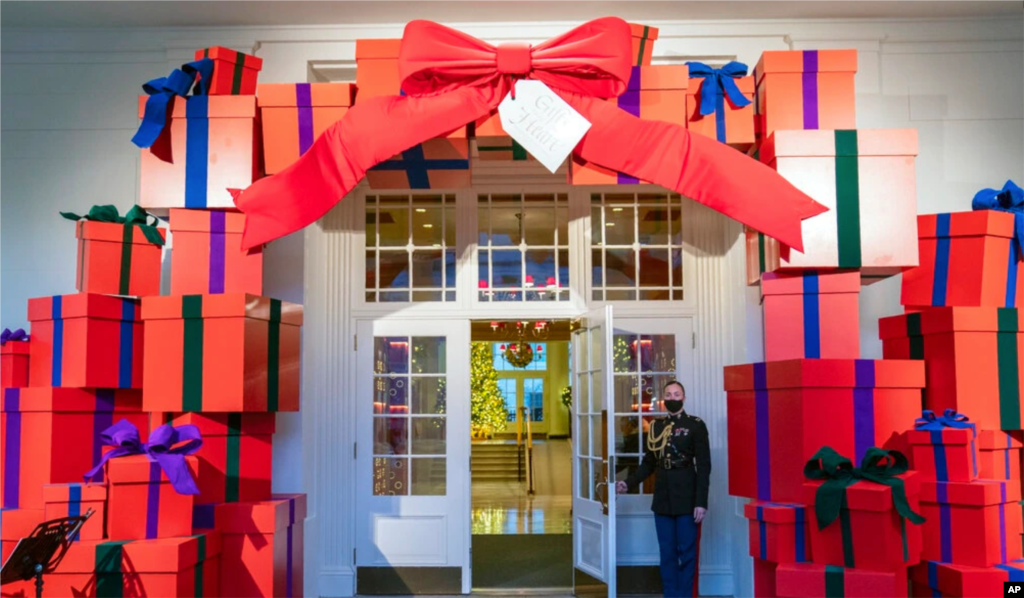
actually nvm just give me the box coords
[693,507,707,524]
[615,481,628,494]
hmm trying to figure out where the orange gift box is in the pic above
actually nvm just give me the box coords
[162,412,274,505]
[257,83,354,174]
[1,340,29,391]
[979,429,1022,481]
[628,23,658,66]
[196,45,262,95]
[106,454,199,540]
[0,532,221,598]
[754,49,857,142]
[356,39,470,190]
[141,294,302,412]
[919,479,1023,568]
[193,493,305,598]
[570,65,689,185]
[744,501,812,563]
[761,270,860,360]
[902,211,1024,309]
[803,470,923,572]
[74,220,166,297]
[27,293,143,389]
[137,94,262,209]
[685,71,755,150]
[169,209,263,296]
[725,359,925,502]
[910,559,1024,598]
[907,427,979,483]
[1,387,146,509]
[751,129,919,279]
[776,563,908,598]
[0,508,43,564]
[879,307,1024,431]
[43,482,107,541]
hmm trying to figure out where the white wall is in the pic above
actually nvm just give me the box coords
[3,12,1022,598]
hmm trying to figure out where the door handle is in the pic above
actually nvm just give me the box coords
[595,481,608,510]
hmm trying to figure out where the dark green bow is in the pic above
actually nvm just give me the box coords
[61,205,165,246]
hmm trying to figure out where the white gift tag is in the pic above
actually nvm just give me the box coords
[497,80,592,173]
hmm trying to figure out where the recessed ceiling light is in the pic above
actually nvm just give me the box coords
[423,224,433,228]
[612,208,624,212]
[415,208,426,213]
[606,223,615,227]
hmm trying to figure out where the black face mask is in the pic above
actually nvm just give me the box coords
[664,400,684,414]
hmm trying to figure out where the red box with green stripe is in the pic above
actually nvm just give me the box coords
[195,46,262,96]
[910,559,1024,598]
[27,294,143,389]
[141,294,302,413]
[74,220,166,298]
[879,307,1024,431]
[919,479,1023,568]
[776,563,909,598]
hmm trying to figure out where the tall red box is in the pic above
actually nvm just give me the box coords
[43,482,107,541]
[754,50,857,142]
[257,82,355,174]
[776,563,908,598]
[725,359,925,502]
[27,294,143,389]
[879,307,1024,431]
[197,46,263,95]
[919,478,1023,567]
[169,209,264,296]
[73,220,166,297]
[910,559,1024,598]
[744,501,812,563]
[141,294,302,412]
[0,508,42,563]
[1,338,29,391]
[979,429,1022,481]
[760,270,860,360]
[907,427,979,482]
[1,387,146,509]
[903,211,1024,310]
[804,471,923,571]
[105,454,199,541]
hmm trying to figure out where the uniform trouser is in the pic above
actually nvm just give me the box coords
[654,513,698,598]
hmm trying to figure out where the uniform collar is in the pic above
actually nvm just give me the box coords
[667,410,687,421]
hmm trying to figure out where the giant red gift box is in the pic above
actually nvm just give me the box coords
[73,220,166,297]
[196,45,262,95]
[142,294,302,412]
[685,71,755,150]
[879,307,1024,431]
[0,532,221,598]
[776,563,908,598]
[43,482,107,541]
[0,508,42,563]
[1,339,29,391]
[1,387,146,509]
[803,471,923,572]
[257,82,355,174]
[570,65,689,185]
[979,430,1022,481]
[754,558,779,598]
[169,209,263,296]
[138,95,262,209]
[919,478,1023,568]
[754,50,857,143]
[193,493,305,598]
[27,294,143,389]
[725,359,925,502]
[902,211,1024,310]
[760,270,860,360]
[907,427,979,482]
[105,454,199,541]
[910,559,1024,598]
[744,501,812,563]
[162,412,274,505]
[749,129,919,279]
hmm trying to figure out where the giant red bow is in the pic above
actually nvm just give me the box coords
[232,17,826,251]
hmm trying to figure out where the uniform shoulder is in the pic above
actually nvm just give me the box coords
[687,413,706,426]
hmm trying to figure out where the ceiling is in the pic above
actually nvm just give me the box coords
[2,1,1021,29]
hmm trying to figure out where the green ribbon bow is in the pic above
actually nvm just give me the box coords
[61,204,165,246]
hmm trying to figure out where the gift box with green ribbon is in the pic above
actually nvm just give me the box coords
[776,562,909,598]
[63,205,167,297]
[910,559,1024,598]
[803,447,926,572]
[919,478,1023,568]
[196,46,262,96]
[879,306,1024,431]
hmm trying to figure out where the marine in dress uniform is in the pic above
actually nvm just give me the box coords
[618,382,711,598]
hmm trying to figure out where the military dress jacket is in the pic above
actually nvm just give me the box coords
[624,411,712,516]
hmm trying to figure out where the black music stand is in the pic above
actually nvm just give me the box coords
[1,510,93,598]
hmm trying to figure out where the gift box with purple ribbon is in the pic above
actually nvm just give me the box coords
[907,409,979,483]
[1,328,30,392]
[919,478,1023,568]
[1,387,145,510]
[257,82,355,174]
[43,482,106,541]
[685,61,755,150]
[744,501,812,564]
[169,208,264,296]
[978,430,1022,481]
[910,559,1024,598]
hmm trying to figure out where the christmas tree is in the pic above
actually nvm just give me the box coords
[471,342,509,438]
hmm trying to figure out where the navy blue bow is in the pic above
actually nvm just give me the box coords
[914,409,975,432]
[685,61,753,116]
[0,328,28,346]
[131,58,215,149]
[973,180,1024,259]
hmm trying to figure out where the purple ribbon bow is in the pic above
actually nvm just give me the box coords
[0,328,29,346]
[84,420,203,495]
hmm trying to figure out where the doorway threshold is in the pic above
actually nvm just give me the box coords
[471,588,572,596]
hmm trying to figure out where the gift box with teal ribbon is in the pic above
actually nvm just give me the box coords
[919,478,1023,568]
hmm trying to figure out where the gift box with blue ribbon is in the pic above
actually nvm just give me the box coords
[907,409,979,483]
[919,478,1023,568]
[744,501,812,564]
[685,61,755,150]
[910,559,1024,598]
[43,482,107,541]
[978,429,1022,482]
[760,270,860,360]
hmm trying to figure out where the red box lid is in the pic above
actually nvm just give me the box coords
[1,388,142,413]
[257,82,356,108]
[759,129,918,165]
[1,342,30,356]
[195,45,263,71]
[42,482,107,504]
[356,38,402,60]
[920,479,1021,506]
[761,270,860,297]
[632,64,689,91]
[723,359,925,391]
[909,560,1024,597]
[165,412,276,436]
[628,22,659,41]
[141,293,303,326]
[57,531,221,573]
[979,429,1023,450]
[107,454,199,486]
[137,94,257,119]
[803,471,919,512]
[755,49,858,83]
[75,220,167,245]
[879,307,1024,340]
[742,501,810,524]
[917,211,1015,240]
[907,428,973,447]
[168,208,246,234]
[0,508,44,540]
[27,294,142,323]
[212,493,307,533]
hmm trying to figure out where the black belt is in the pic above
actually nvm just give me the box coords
[660,456,693,470]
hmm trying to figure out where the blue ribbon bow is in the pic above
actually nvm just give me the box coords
[131,58,215,149]
[0,328,29,346]
[973,180,1024,259]
[914,409,978,477]
[685,61,753,116]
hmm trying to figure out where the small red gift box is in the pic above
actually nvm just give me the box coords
[106,454,199,540]
[73,220,166,297]
[907,427,979,482]
[776,563,908,598]
[910,559,1024,598]
[0,508,42,564]
[919,478,1023,567]
[902,211,1024,310]
[744,501,812,563]
[760,270,860,360]
[257,83,355,174]
[169,209,263,296]
[803,471,922,572]
[1,387,146,509]
[1,339,29,391]
[725,359,925,502]
[196,46,263,95]
[27,293,143,389]
[43,483,106,541]
[979,429,1022,481]
[628,23,658,66]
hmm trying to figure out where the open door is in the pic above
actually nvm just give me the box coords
[571,305,616,597]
